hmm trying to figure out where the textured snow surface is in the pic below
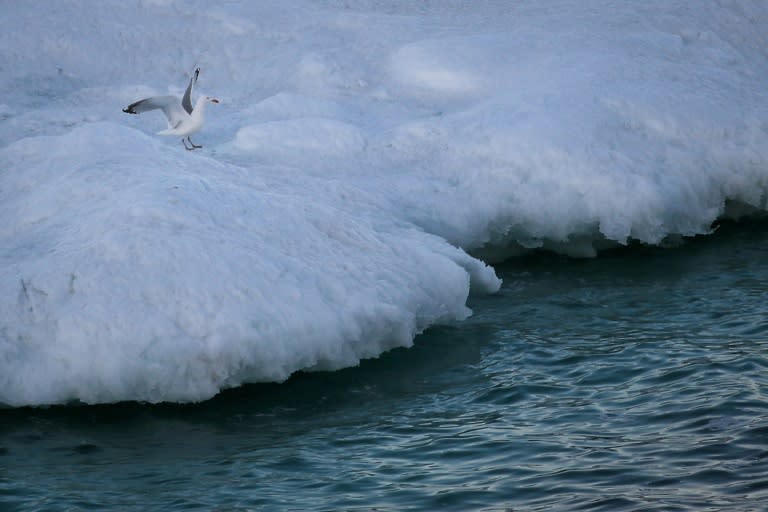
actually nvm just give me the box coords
[1,1,766,404]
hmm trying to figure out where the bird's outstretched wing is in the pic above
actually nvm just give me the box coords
[181,68,200,115]
[123,95,188,129]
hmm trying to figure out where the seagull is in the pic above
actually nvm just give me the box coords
[122,68,219,150]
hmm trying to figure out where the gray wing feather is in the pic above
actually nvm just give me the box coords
[123,95,176,114]
[122,95,188,128]
[181,68,200,115]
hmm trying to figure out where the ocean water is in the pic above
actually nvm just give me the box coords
[2,220,767,511]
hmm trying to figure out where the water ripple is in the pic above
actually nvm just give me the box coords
[1,223,768,510]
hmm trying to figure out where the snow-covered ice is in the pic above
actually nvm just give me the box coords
[1,1,767,405]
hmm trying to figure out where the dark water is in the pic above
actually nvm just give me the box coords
[1,221,767,511]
